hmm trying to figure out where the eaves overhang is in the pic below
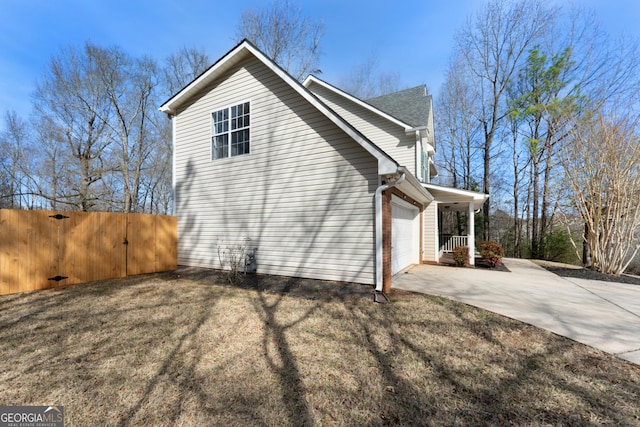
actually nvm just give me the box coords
[395,167,434,205]
[423,183,489,211]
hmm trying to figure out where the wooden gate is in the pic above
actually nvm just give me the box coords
[0,210,177,296]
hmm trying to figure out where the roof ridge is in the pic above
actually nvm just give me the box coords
[366,84,427,102]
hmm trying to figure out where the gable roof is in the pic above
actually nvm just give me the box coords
[159,39,399,175]
[303,76,416,131]
[366,85,431,129]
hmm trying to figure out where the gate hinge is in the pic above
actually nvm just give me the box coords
[49,214,69,220]
[48,275,68,281]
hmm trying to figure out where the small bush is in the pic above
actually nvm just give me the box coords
[541,230,578,264]
[217,238,251,284]
[479,241,504,268]
[452,245,470,267]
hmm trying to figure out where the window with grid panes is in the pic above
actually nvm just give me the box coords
[212,102,250,159]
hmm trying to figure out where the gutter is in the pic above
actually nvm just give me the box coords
[374,172,406,294]
[171,115,176,216]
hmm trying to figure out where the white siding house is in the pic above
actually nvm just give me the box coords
[160,40,487,293]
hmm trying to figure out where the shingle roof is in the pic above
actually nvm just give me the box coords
[365,85,431,128]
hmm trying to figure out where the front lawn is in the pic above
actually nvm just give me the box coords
[0,268,638,426]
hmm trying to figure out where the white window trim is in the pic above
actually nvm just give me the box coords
[210,100,251,161]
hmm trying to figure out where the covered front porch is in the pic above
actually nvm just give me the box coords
[421,183,489,266]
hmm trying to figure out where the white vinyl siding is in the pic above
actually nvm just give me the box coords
[173,57,379,284]
[422,202,439,262]
[308,83,417,175]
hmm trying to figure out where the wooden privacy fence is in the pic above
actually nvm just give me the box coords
[0,209,177,296]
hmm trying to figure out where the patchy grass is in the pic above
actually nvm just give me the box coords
[0,267,639,426]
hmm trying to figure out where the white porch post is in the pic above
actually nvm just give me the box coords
[468,203,475,266]
[433,202,440,261]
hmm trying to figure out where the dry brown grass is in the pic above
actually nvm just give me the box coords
[0,267,639,426]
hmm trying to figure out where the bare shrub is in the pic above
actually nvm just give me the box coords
[452,245,470,266]
[217,238,251,284]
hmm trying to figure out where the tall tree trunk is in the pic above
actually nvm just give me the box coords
[531,157,540,258]
[582,222,592,268]
[540,138,554,257]
[512,132,521,257]
[482,119,495,241]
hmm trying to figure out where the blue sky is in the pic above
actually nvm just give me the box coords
[1,0,638,122]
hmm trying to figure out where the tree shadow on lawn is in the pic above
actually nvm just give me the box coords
[223,266,640,425]
[340,290,640,425]
[248,276,318,427]
[0,268,639,426]
[0,268,337,426]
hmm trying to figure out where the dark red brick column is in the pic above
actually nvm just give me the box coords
[382,190,392,293]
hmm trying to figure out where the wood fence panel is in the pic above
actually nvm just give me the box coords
[59,212,127,285]
[38,211,62,291]
[155,215,178,272]
[1,209,24,294]
[127,213,157,276]
[0,209,176,296]
[0,210,59,294]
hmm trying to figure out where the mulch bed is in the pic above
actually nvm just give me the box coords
[538,264,640,286]
[442,256,640,285]
[475,257,510,272]
[167,266,374,303]
[439,255,511,272]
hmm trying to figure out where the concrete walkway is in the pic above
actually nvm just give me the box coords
[393,258,640,366]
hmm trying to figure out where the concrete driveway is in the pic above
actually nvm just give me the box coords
[393,258,640,366]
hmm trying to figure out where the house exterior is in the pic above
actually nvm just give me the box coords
[159,40,488,294]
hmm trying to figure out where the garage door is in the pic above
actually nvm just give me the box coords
[391,195,420,275]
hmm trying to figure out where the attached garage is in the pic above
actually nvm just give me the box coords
[391,195,420,275]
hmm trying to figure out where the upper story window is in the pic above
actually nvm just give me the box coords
[212,102,250,160]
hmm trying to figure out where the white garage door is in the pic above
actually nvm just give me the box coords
[391,195,420,275]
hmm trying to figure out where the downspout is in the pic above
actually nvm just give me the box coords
[374,172,406,293]
[414,130,421,182]
[171,114,176,216]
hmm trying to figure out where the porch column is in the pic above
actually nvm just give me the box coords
[468,203,475,266]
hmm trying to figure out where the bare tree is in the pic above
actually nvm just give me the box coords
[0,135,9,208]
[235,0,323,81]
[0,111,33,208]
[436,54,482,192]
[148,46,213,214]
[454,0,552,239]
[500,6,640,259]
[30,41,177,213]
[30,113,68,210]
[33,43,113,211]
[163,47,210,95]
[88,44,160,212]
[560,109,640,275]
[339,54,403,99]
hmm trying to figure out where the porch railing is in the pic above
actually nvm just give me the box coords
[440,235,469,253]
